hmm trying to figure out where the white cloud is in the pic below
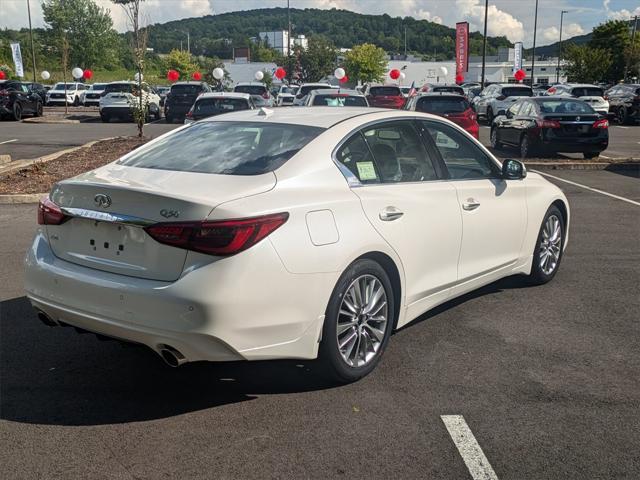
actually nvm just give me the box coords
[454,0,525,42]
[603,0,640,20]
[542,22,585,42]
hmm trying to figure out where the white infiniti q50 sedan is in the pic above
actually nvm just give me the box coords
[25,107,569,382]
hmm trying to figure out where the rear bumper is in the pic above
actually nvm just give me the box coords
[535,134,608,153]
[100,106,133,117]
[164,105,191,118]
[24,230,333,363]
[84,99,100,106]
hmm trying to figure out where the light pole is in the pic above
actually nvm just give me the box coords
[531,0,539,86]
[26,0,37,82]
[480,0,489,88]
[556,10,568,84]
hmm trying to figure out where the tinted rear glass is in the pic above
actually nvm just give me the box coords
[53,83,78,90]
[416,96,470,113]
[234,85,267,95]
[538,100,596,114]
[171,84,203,95]
[104,84,134,93]
[571,87,604,97]
[280,86,298,94]
[90,84,107,90]
[119,121,325,175]
[312,95,367,107]
[194,98,250,115]
[502,87,533,97]
[432,86,464,94]
[369,86,401,96]
[298,85,332,96]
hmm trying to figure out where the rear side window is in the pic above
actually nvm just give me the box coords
[502,87,533,98]
[416,96,470,114]
[369,87,401,96]
[171,84,205,95]
[312,95,367,107]
[119,121,324,175]
[234,85,267,95]
[571,87,604,97]
[194,98,250,114]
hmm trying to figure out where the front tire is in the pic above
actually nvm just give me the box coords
[615,107,629,125]
[318,259,395,383]
[490,127,502,149]
[486,107,494,124]
[528,205,564,285]
[12,103,22,121]
[583,152,599,159]
[520,134,534,159]
[73,96,80,107]
[35,101,43,117]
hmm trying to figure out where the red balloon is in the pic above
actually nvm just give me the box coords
[275,67,286,80]
[389,69,401,80]
[339,75,349,83]
[455,73,464,84]
[167,69,179,82]
[514,69,526,81]
[0,71,5,80]
[83,69,93,80]
[192,71,202,81]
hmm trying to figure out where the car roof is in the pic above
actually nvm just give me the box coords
[236,82,268,86]
[417,92,468,98]
[310,89,363,96]
[558,83,603,88]
[530,96,585,102]
[495,84,532,88]
[172,81,207,85]
[197,92,251,100]
[299,82,332,87]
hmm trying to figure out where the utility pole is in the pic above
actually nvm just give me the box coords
[556,10,568,84]
[187,31,190,54]
[287,0,292,56]
[404,25,407,58]
[531,0,539,86]
[626,15,638,82]
[480,0,489,88]
[26,0,37,82]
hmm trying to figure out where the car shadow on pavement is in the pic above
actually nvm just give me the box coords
[0,296,335,427]
[605,163,640,179]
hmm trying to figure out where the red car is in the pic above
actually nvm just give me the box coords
[365,85,406,109]
[404,93,479,139]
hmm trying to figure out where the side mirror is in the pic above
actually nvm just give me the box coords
[502,159,526,179]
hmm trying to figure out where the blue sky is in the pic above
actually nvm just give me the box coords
[2,0,639,47]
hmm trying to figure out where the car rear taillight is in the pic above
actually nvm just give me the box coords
[0,89,9,96]
[37,197,69,225]
[145,212,289,256]
[185,109,193,119]
[537,119,561,128]
[592,119,609,129]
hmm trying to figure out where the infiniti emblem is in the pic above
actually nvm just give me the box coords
[94,194,112,209]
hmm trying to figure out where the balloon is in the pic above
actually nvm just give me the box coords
[0,71,6,80]
[275,67,286,80]
[514,69,526,81]
[134,72,143,82]
[389,69,401,80]
[167,69,179,82]
[192,71,202,81]
[254,70,264,81]
[212,67,224,80]
[82,69,93,80]
[72,67,83,79]
[455,73,464,84]
[438,66,448,77]
[339,75,349,84]
[41,70,50,80]
[334,67,345,80]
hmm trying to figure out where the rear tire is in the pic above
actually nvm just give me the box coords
[35,102,43,117]
[100,113,110,123]
[527,205,564,285]
[318,259,395,383]
[615,107,629,125]
[520,134,534,158]
[490,127,502,149]
[486,107,494,124]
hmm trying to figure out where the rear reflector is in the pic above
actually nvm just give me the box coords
[592,119,609,129]
[145,212,289,256]
[38,197,69,225]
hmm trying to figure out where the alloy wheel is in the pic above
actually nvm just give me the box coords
[336,274,388,368]
[539,214,562,275]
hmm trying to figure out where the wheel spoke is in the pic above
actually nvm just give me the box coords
[339,330,357,350]
[364,323,384,342]
[337,321,356,336]
[342,296,358,314]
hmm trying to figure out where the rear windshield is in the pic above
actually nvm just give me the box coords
[104,83,134,93]
[298,85,332,97]
[432,86,464,95]
[90,83,107,90]
[571,87,604,97]
[312,95,367,107]
[279,86,298,94]
[194,97,250,115]
[119,121,325,175]
[502,87,533,98]
[53,83,78,90]
[369,86,401,96]
[171,84,204,95]
[416,96,470,114]
[538,100,596,114]
[234,85,267,95]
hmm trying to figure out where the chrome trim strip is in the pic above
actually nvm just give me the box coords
[60,207,155,226]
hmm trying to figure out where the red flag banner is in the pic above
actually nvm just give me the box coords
[455,22,469,74]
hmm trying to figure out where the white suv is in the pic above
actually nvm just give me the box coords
[472,84,533,122]
[99,81,161,122]
[547,84,610,116]
[293,83,337,105]
[46,82,86,106]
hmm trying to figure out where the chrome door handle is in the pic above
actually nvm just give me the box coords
[462,199,481,211]
[379,207,404,221]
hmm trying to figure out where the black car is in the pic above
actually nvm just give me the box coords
[490,97,609,159]
[0,80,43,121]
[22,82,47,104]
[605,83,640,125]
[164,81,211,123]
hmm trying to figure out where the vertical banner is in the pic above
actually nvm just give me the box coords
[455,22,469,74]
[513,42,523,74]
[10,43,24,78]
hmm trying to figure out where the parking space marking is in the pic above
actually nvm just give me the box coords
[441,415,499,480]
[532,170,640,206]
[0,139,18,145]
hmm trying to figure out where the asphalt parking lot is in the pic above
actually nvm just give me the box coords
[1,168,638,479]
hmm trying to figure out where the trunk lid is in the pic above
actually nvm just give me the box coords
[542,114,601,138]
[47,163,276,281]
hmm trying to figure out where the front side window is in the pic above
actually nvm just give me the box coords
[421,121,500,180]
[518,102,534,117]
[507,102,522,116]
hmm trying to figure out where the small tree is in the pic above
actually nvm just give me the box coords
[164,49,199,78]
[564,45,612,84]
[298,36,337,82]
[344,43,387,85]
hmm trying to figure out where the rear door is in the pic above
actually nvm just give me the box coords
[336,120,461,316]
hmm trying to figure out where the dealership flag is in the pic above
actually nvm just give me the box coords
[10,43,24,78]
[455,22,469,74]
[513,42,523,74]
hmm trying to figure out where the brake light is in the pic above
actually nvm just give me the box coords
[37,197,69,225]
[0,89,8,96]
[145,212,289,256]
[592,119,609,129]
[536,119,561,128]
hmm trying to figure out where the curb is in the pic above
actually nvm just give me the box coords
[0,193,45,204]
[22,117,80,124]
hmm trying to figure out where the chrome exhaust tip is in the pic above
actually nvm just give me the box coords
[37,311,57,327]
[159,345,187,367]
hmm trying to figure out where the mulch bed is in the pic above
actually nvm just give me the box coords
[0,136,148,195]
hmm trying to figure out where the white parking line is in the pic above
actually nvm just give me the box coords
[0,139,18,145]
[532,170,640,206]
[614,126,629,129]
[441,415,499,480]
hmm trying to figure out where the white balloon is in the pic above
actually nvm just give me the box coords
[72,67,83,79]
[254,70,264,81]
[400,72,406,80]
[134,72,143,82]
[212,67,224,80]
[41,70,50,80]
[439,66,448,77]
[334,67,345,80]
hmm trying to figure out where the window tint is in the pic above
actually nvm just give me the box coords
[193,97,250,115]
[119,122,324,175]
[507,102,521,116]
[312,95,367,107]
[104,83,134,94]
[537,100,595,114]
[362,121,437,183]
[171,84,204,95]
[422,121,500,180]
[234,85,267,95]
[416,96,470,114]
[298,85,332,97]
[431,86,464,95]
[336,133,380,184]
[369,86,402,96]
[518,102,534,116]
[502,87,533,97]
[571,87,603,97]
